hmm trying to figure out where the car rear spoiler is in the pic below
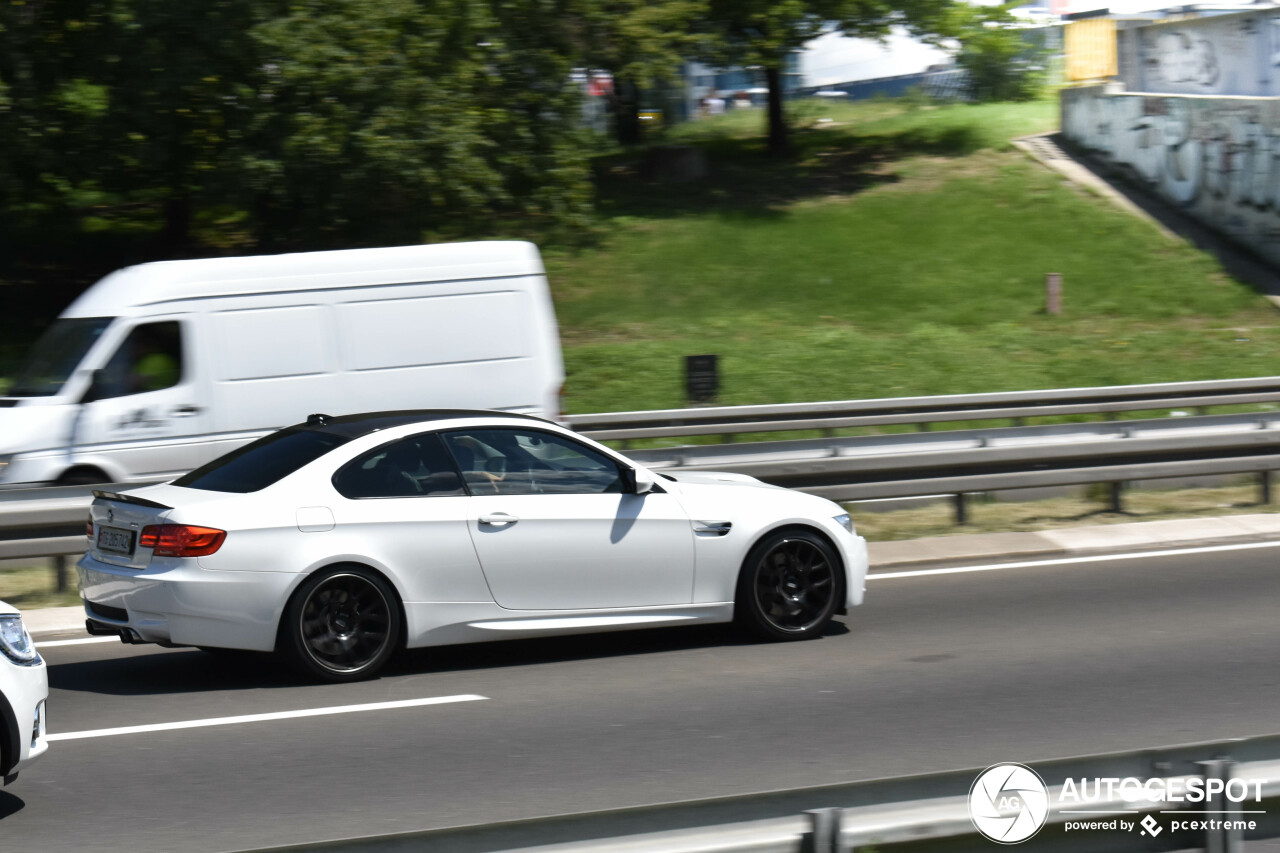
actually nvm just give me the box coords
[91,490,173,510]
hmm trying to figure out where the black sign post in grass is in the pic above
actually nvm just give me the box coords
[685,354,719,404]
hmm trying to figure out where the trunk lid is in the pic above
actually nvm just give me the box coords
[88,489,173,569]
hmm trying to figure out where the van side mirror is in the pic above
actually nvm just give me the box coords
[79,369,105,404]
[623,466,656,495]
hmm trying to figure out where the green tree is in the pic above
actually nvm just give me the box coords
[1,0,598,255]
[245,0,593,246]
[0,1,112,235]
[701,0,957,157]
[954,4,1045,102]
[99,0,261,254]
[0,0,262,257]
[566,1,706,145]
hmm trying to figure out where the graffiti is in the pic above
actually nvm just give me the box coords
[1126,14,1280,96]
[1146,31,1220,88]
[1062,88,1280,267]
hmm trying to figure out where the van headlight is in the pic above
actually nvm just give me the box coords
[0,615,40,665]
[833,513,854,534]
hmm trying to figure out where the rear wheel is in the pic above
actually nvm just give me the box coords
[282,567,401,682]
[736,529,844,641]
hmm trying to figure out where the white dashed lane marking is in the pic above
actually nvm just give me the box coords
[46,695,489,742]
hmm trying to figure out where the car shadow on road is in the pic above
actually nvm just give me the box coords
[47,620,852,696]
[47,648,305,696]
[389,619,852,678]
[0,790,25,821]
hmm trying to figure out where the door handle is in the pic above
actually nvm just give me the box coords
[172,405,203,416]
[479,513,519,526]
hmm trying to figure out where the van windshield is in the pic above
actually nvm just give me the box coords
[8,317,114,397]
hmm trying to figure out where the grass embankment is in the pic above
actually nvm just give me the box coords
[6,98,1280,609]
[0,561,81,609]
[551,98,1280,414]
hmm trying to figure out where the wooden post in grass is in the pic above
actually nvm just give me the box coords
[1261,471,1272,505]
[53,555,68,593]
[1045,273,1063,315]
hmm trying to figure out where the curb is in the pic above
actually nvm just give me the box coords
[868,512,1280,570]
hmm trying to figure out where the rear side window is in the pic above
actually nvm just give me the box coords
[175,429,350,493]
[333,433,465,499]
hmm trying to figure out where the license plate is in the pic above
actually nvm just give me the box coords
[97,526,135,556]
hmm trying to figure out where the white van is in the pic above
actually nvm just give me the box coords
[0,242,564,487]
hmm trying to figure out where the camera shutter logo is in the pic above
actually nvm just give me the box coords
[969,763,1050,844]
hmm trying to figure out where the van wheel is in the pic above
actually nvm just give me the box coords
[282,567,401,682]
[736,529,844,641]
[56,467,108,486]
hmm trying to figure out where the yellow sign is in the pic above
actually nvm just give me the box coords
[1065,19,1118,81]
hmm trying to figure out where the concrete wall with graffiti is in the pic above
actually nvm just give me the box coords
[1061,85,1280,267]
[1117,11,1280,97]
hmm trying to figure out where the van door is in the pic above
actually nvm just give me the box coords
[71,317,213,481]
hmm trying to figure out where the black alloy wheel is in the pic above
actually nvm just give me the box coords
[283,567,401,682]
[737,529,844,641]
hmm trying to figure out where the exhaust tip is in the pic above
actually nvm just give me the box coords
[84,619,147,645]
[85,619,118,637]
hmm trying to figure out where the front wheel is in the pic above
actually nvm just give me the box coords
[281,567,401,682]
[736,530,845,641]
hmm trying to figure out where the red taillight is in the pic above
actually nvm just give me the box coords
[139,524,227,557]
[86,518,94,539]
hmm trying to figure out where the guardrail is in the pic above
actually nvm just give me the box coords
[634,414,1280,502]
[6,415,1280,562]
[229,733,1280,852]
[0,483,98,560]
[565,376,1280,443]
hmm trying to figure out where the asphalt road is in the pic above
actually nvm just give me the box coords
[4,543,1280,852]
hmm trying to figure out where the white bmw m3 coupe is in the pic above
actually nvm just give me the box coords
[79,411,868,681]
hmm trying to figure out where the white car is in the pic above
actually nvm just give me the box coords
[0,601,49,784]
[78,411,869,681]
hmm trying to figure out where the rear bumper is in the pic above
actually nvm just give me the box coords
[77,554,298,652]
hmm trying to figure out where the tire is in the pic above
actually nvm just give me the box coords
[56,468,108,487]
[281,566,402,682]
[735,529,845,641]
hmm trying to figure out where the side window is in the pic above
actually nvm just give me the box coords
[95,321,183,399]
[333,433,465,499]
[442,429,622,496]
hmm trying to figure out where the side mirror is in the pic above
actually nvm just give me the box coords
[624,466,656,495]
[79,369,105,404]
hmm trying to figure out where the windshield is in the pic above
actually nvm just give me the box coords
[174,428,351,493]
[7,316,114,397]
